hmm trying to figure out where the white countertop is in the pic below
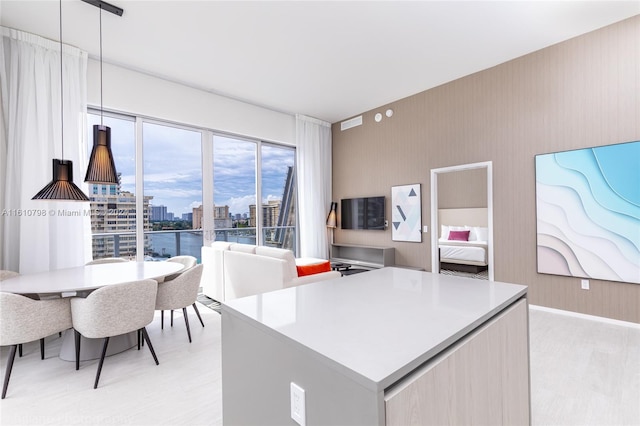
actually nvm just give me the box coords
[222,267,527,391]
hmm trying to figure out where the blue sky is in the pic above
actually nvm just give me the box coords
[87,114,294,217]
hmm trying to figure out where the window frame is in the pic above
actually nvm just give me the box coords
[86,107,299,259]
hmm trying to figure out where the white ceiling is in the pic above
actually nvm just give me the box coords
[2,1,639,123]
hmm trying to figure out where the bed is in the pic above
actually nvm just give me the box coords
[438,208,489,273]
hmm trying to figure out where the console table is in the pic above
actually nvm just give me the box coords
[330,243,395,269]
[221,268,530,425]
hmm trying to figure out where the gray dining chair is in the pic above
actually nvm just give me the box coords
[0,270,47,357]
[71,279,159,389]
[85,257,129,265]
[155,264,204,343]
[0,292,72,399]
[161,255,197,282]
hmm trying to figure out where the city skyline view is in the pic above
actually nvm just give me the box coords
[87,114,295,219]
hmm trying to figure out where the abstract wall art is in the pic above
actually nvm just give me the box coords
[535,141,640,284]
[391,184,422,242]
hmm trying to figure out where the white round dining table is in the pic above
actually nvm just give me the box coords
[0,261,184,361]
[0,261,183,296]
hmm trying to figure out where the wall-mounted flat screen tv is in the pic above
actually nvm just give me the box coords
[341,196,385,230]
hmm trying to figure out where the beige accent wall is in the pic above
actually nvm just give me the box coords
[438,168,487,208]
[331,16,640,323]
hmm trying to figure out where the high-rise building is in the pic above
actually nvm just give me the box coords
[182,213,193,222]
[249,166,296,248]
[249,200,281,228]
[214,205,232,229]
[193,205,203,229]
[89,178,152,259]
[192,204,232,229]
[150,205,167,222]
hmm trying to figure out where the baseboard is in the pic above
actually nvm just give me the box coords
[529,304,640,329]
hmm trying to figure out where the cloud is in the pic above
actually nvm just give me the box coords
[218,194,257,216]
[89,115,296,217]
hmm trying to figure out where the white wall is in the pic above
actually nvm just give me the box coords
[87,59,296,145]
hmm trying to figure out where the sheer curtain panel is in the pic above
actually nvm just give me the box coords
[0,27,91,273]
[296,114,332,259]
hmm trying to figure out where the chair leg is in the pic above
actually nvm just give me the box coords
[171,310,174,327]
[137,329,141,350]
[94,337,110,389]
[40,338,45,360]
[2,345,18,399]
[183,307,192,343]
[18,344,22,358]
[192,303,205,328]
[141,328,159,365]
[74,330,81,371]
[160,310,164,330]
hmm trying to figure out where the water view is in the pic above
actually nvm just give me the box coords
[146,231,256,262]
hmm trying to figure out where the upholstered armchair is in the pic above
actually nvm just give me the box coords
[71,279,159,389]
[0,293,72,398]
[155,264,204,343]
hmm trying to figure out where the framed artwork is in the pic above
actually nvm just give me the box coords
[535,140,640,284]
[391,184,422,242]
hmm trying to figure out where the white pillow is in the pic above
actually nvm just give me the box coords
[441,225,450,239]
[475,226,488,241]
[464,225,477,241]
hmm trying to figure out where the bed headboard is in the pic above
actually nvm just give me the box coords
[438,208,488,233]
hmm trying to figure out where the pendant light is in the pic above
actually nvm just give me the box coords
[83,0,123,185]
[32,0,89,201]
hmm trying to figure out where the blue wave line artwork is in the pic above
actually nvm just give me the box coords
[535,141,640,284]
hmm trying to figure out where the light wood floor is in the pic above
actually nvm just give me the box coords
[1,303,638,425]
[528,307,640,426]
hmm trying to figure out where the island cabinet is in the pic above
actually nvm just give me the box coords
[221,267,530,426]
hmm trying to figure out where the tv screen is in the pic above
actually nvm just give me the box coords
[341,197,385,230]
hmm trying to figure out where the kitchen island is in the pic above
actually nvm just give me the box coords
[221,267,529,425]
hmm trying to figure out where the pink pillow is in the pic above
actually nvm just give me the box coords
[448,230,470,241]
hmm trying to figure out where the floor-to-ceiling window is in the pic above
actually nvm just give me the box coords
[87,111,137,260]
[260,143,296,251]
[213,135,257,244]
[143,122,203,260]
[87,111,297,260]
[212,136,297,253]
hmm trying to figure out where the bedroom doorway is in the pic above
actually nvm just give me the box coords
[430,161,494,281]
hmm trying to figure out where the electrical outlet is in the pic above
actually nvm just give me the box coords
[423,225,428,233]
[290,382,306,426]
[581,279,589,290]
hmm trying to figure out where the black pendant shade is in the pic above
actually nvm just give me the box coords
[85,124,118,184]
[32,159,90,201]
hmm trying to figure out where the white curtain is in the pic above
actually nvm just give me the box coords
[296,114,332,259]
[1,27,91,273]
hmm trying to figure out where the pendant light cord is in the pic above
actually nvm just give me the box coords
[59,0,64,160]
[100,5,104,126]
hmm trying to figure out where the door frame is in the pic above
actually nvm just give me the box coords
[430,161,494,281]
